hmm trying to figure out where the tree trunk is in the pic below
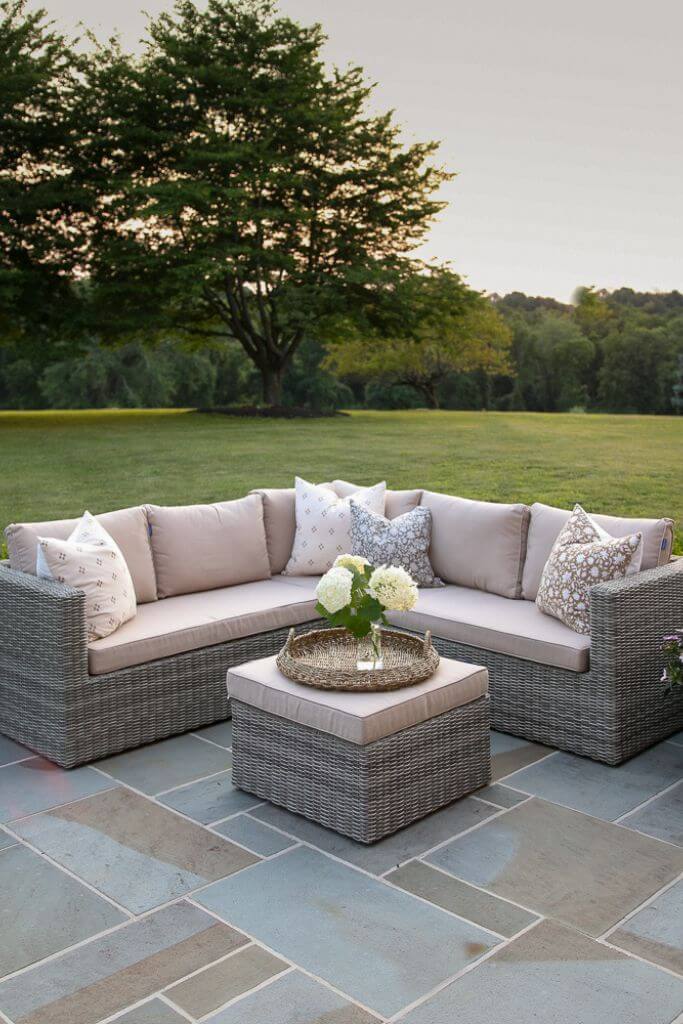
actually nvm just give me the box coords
[420,380,440,409]
[261,365,284,405]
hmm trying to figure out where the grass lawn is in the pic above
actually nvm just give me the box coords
[1,408,681,553]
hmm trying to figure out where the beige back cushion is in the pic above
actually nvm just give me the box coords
[250,488,296,575]
[5,505,157,604]
[420,491,530,599]
[522,502,674,601]
[147,494,271,598]
[332,480,422,519]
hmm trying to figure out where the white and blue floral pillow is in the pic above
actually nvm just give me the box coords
[350,501,443,588]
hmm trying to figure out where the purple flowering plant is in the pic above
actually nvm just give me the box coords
[661,629,683,693]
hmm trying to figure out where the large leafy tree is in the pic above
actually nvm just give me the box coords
[325,268,512,408]
[83,0,451,403]
[0,2,83,349]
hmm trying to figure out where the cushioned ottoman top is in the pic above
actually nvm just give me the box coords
[227,655,488,745]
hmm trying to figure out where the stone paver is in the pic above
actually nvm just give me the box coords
[250,796,498,874]
[194,721,233,748]
[505,742,683,820]
[0,757,115,823]
[14,786,259,913]
[0,828,16,852]
[0,724,681,1023]
[97,734,230,794]
[610,879,683,975]
[213,814,297,855]
[0,734,30,767]
[476,784,529,809]
[0,844,126,976]
[168,945,288,1019]
[115,999,188,1023]
[386,860,538,938]
[196,845,500,1018]
[620,781,683,846]
[158,770,262,823]
[0,901,240,1024]
[427,797,683,936]
[490,732,552,781]
[204,969,381,1024]
[400,919,683,1024]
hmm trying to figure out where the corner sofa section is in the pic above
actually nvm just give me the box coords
[1,487,681,769]
[0,494,324,767]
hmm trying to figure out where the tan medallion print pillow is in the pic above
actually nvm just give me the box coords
[536,504,642,634]
[37,511,136,640]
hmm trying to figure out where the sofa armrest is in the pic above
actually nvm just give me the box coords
[0,564,89,693]
[589,559,683,684]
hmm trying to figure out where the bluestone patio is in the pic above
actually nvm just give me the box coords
[0,725,681,1024]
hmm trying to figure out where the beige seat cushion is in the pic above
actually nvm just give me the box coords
[250,485,336,574]
[148,494,271,598]
[88,579,319,675]
[388,585,590,672]
[275,574,322,594]
[228,655,488,745]
[522,502,675,601]
[420,491,530,599]
[332,480,423,520]
[5,505,157,604]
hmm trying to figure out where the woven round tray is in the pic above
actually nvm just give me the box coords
[276,627,440,692]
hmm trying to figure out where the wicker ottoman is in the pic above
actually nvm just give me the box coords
[228,655,491,844]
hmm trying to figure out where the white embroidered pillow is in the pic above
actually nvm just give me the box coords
[350,502,443,587]
[37,511,136,640]
[283,477,386,575]
[536,504,642,634]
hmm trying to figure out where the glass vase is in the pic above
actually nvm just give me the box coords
[356,622,384,671]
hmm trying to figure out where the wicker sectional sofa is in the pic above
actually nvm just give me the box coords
[1,482,681,769]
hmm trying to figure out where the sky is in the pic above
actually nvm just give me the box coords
[38,0,683,301]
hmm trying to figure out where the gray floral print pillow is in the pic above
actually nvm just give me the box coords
[350,501,443,588]
[536,504,642,634]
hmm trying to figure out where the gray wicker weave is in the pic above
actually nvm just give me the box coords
[417,560,683,765]
[231,694,491,843]
[1,557,681,768]
[0,565,319,768]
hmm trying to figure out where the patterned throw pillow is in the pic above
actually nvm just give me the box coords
[350,502,443,587]
[536,504,642,634]
[37,511,137,640]
[283,477,386,576]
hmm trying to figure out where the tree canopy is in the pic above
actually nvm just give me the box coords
[78,0,451,402]
[0,1,83,349]
[325,268,512,408]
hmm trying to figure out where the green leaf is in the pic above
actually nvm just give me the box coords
[359,595,384,620]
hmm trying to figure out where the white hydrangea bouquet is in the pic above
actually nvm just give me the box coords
[315,555,418,669]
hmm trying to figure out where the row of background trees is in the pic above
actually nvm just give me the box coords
[1,0,682,414]
[3,282,681,414]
